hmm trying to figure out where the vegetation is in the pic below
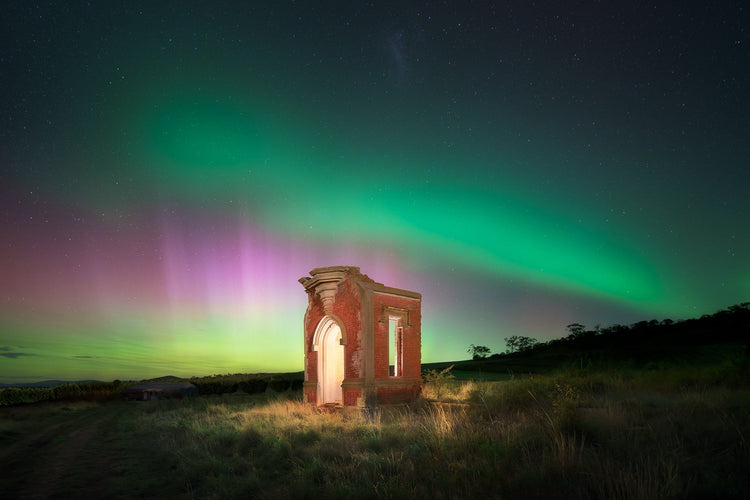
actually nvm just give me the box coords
[0,381,124,407]
[0,373,304,407]
[503,335,538,353]
[188,372,303,396]
[2,353,749,498]
[467,344,491,359]
[447,303,750,378]
[421,364,455,400]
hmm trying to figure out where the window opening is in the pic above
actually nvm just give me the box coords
[389,317,403,377]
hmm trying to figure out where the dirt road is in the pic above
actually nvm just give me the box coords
[0,402,121,498]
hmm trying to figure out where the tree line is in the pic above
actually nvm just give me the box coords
[468,302,750,361]
[0,373,305,407]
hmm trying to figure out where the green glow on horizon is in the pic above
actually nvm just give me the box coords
[0,312,305,382]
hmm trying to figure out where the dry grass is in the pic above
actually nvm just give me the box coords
[2,362,749,498]
[123,364,749,499]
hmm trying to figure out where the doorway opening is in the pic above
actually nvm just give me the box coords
[314,316,345,405]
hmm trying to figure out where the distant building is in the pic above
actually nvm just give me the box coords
[121,382,197,400]
[299,266,422,407]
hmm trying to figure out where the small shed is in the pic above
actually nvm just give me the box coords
[299,266,422,407]
[121,382,198,400]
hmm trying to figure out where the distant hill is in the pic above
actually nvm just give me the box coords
[0,376,181,389]
[426,302,750,378]
[141,375,184,383]
[0,379,105,389]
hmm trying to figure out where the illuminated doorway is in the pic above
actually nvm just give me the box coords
[314,316,345,405]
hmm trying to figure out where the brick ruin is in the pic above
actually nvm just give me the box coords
[299,266,422,407]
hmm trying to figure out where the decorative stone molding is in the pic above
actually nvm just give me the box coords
[298,266,353,314]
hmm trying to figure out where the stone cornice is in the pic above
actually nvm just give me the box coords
[299,266,357,313]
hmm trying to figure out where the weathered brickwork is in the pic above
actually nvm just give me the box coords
[342,387,361,406]
[372,293,422,379]
[303,384,317,403]
[376,385,421,405]
[331,277,362,380]
[299,266,421,407]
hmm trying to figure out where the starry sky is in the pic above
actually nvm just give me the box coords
[1,2,748,383]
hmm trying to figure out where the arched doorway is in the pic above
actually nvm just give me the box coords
[313,316,345,405]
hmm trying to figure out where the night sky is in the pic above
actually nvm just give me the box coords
[1,2,748,383]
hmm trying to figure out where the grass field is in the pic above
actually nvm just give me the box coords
[2,357,749,499]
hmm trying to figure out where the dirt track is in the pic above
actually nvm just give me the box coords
[1,403,118,499]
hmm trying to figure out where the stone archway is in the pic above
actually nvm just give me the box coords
[313,316,345,405]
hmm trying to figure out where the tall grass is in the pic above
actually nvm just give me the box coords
[110,361,750,499]
[5,361,744,498]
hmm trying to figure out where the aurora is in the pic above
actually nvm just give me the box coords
[1,2,747,383]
